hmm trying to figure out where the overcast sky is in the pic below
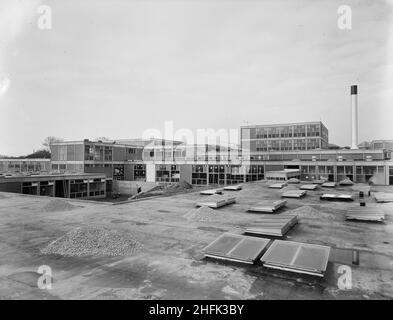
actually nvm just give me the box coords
[0,0,392,155]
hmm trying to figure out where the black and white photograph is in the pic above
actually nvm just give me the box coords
[0,0,392,306]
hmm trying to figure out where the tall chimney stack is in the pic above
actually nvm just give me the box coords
[350,85,358,149]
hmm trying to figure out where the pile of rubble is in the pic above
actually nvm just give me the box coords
[287,205,335,220]
[131,181,193,199]
[42,199,81,212]
[183,206,217,222]
[41,226,143,257]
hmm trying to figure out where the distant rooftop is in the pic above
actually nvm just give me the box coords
[50,139,143,148]
[0,172,106,181]
[240,120,327,128]
[114,138,184,147]
[0,158,51,162]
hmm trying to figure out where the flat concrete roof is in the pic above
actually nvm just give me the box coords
[0,182,393,299]
[240,121,326,128]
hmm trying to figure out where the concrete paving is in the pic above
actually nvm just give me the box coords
[0,181,392,300]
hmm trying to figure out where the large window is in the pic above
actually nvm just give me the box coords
[245,165,264,182]
[104,147,113,161]
[270,140,280,151]
[355,166,378,183]
[294,139,306,150]
[306,138,320,150]
[22,182,38,195]
[134,164,146,181]
[94,146,104,161]
[156,165,179,182]
[59,145,67,161]
[293,125,306,137]
[156,165,170,182]
[113,165,124,180]
[192,165,207,185]
[270,127,280,138]
[255,128,263,139]
[67,145,75,161]
[208,165,225,185]
[280,126,293,138]
[306,124,320,137]
[88,179,106,197]
[226,165,244,185]
[256,140,268,152]
[170,165,180,182]
[281,140,293,151]
[345,166,353,175]
[390,167,393,185]
[85,144,94,160]
[69,179,88,198]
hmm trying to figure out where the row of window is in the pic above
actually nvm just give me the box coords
[191,172,264,185]
[248,152,385,161]
[144,151,239,162]
[52,164,66,170]
[70,190,105,198]
[156,165,179,182]
[300,165,385,175]
[84,145,138,161]
[191,165,388,185]
[249,139,322,152]
[85,145,113,161]
[253,132,322,139]
[1,165,44,172]
[246,124,323,140]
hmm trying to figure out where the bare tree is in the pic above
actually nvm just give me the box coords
[95,137,112,142]
[42,136,64,149]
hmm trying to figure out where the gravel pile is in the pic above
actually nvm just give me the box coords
[287,205,334,220]
[149,181,192,192]
[183,206,216,222]
[41,226,143,257]
[287,178,300,184]
[42,199,80,212]
[339,177,354,186]
[167,181,192,190]
[132,181,193,199]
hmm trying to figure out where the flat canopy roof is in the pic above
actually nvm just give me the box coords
[266,169,300,175]
[0,158,50,162]
[0,172,106,183]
